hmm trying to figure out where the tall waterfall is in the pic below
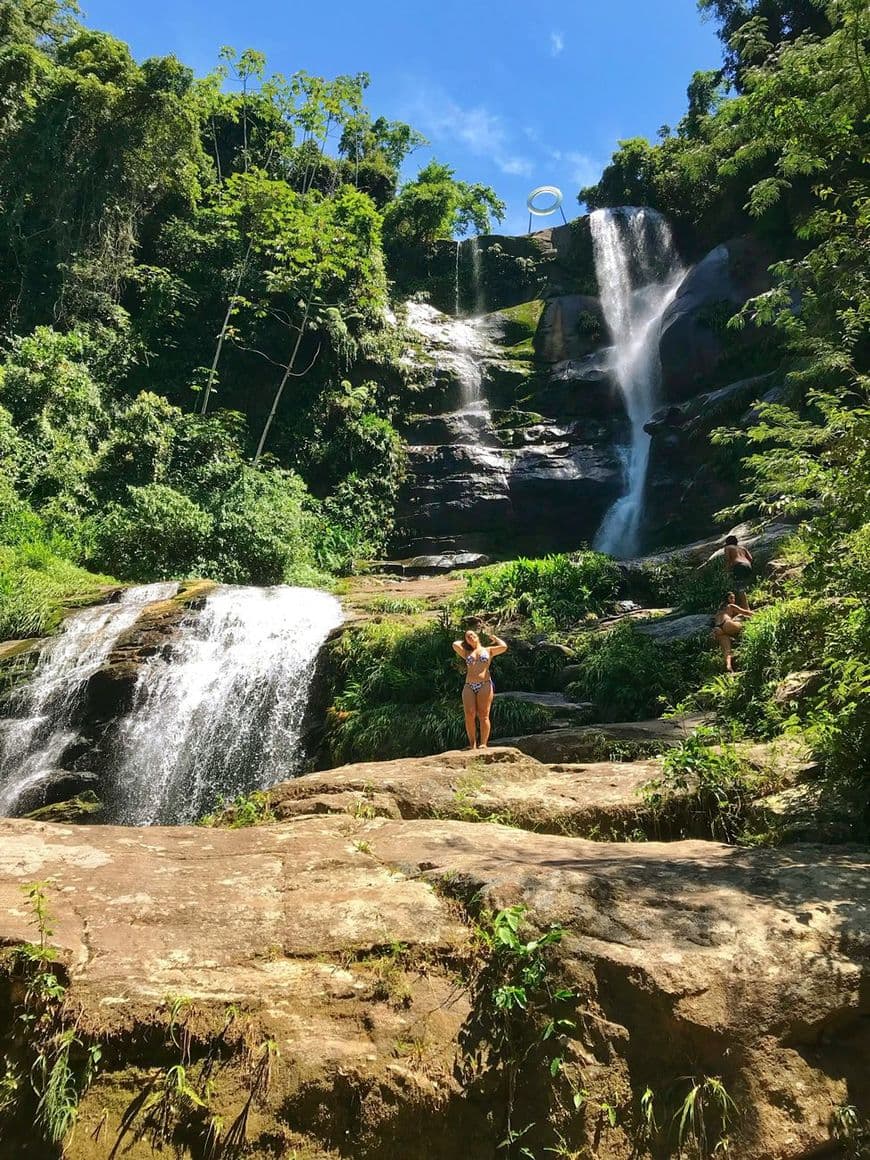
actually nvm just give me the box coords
[405,300,492,418]
[590,207,683,557]
[0,583,178,815]
[111,586,342,826]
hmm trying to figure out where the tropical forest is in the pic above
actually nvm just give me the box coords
[0,0,867,1155]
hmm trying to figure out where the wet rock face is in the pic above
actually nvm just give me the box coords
[659,237,773,403]
[642,373,778,547]
[395,227,777,557]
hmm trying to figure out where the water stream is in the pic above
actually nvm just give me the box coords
[590,207,683,557]
[0,583,178,815]
[111,585,342,825]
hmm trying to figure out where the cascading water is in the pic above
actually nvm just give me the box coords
[470,237,485,315]
[0,583,178,815]
[590,207,683,558]
[454,239,462,316]
[111,586,342,826]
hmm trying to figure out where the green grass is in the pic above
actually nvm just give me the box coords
[455,552,621,631]
[0,542,115,640]
[566,621,715,721]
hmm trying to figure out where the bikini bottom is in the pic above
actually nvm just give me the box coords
[465,680,493,695]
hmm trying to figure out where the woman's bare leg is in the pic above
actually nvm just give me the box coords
[476,684,495,748]
[462,684,478,748]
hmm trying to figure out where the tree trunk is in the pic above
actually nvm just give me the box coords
[253,297,312,465]
[200,240,254,417]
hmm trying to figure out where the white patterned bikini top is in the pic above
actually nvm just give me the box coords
[466,649,490,665]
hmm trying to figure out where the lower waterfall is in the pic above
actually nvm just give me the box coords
[0,583,178,815]
[590,206,683,558]
[110,585,343,826]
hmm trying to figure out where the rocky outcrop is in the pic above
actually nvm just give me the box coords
[0,809,866,1159]
[658,237,774,403]
[642,373,779,546]
[266,746,668,838]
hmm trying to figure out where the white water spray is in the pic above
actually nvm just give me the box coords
[112,586,342,826]
[590,207,683,557]
[0,583,178,815]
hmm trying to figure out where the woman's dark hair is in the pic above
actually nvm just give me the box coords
[724,535,738,546]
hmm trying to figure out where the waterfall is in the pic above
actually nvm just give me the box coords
[454,239,462,316]
[590,207,683,558]
[470,237,485,315]
[110,586,342,826]
[405,301,488,412]
[0,583,178,815]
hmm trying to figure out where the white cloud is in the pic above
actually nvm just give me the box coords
[551,148,601,189]
[550,31,565,57]
[407,88,533,177]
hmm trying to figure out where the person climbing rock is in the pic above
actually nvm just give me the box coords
[723,534,753,610]
[712,593,754,672]
[452,627,508,750]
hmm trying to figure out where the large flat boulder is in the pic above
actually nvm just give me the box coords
[269,747,665,839]
[0,815,866,1159]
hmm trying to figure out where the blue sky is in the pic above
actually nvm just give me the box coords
[81,0,723,236]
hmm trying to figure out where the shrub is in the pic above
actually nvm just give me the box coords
[567,621,713,720]
[456,552,621,630]
[87,484,212,580]
[325,697,551,765]
[208,466,323,586]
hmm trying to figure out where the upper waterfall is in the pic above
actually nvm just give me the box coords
[109,585,343,825]
[590,207,683,558]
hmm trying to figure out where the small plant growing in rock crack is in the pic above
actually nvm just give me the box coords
[0,882,104,1149]
[198,790,275,828]
[673,1074,736,1158]
[832,1103,870,1158]
[469,904,577,1157]
[641,730,763,843]
[140,1063,213,1147]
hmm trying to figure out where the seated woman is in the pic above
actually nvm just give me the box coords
[452,628,508,750]
[712,593,754,672]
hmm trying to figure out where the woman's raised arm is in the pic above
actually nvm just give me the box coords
[452,640,468,658]
[486,632,508,657]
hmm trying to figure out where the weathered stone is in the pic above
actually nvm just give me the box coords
[494,691,593,715]
[535,294,605,363]
[500,716,709,763]
[659,237,773,403]
[0,813,866,1159]
[634,612,713,643]
[747,779,863,844]
[11,768,100,816]
[269,747,667,838]
[24,789,104,824]
[773,669,825,708]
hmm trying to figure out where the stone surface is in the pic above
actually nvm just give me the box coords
[643,374,779,547]
[494,690,593,714]
[634,612,713,643]
[0,811,867,1159]
[659,237,772,403]
[268,746,667,838]
[499,716,709,763]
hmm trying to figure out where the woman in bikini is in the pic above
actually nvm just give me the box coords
[452,628,508,750]
[712,592,754,672]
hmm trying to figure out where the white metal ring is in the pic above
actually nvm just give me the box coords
[526,185,564,216]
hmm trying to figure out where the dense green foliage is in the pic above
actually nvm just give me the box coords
[582,0,868,789]
[0,1,503,603]
[455,553,622,631]
[323,619,552,763]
